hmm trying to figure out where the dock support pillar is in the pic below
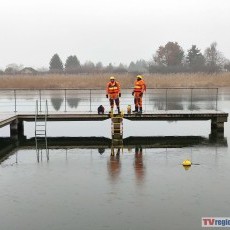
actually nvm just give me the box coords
[211,116,227,137]
[10,119,24,140]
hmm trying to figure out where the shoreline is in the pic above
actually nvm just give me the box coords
[1,72,230,89]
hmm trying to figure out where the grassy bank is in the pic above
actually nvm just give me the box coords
[0,72,230,89]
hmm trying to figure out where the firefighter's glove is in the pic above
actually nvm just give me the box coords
[140,92,143,97]
[119,93,121,97]
[132,91,134,96]
[106,94,108,98]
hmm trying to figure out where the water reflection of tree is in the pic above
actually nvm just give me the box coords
[204,102,215,110]
[188,91,216,110]
[51,98,63,111]
[187,104,200,110]
[187,101,215,110]
[153,101,165,110]
[149,92,185,110]
[149,89,217,111]
[67,98,80,108]
[167,102,183,110]
[107,148,121,182]
[134,147,145,184]
[153,99,184,110]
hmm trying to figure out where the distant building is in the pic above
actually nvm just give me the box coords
[20,67,37,74]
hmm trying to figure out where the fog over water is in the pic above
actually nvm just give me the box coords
[0,0,230,68]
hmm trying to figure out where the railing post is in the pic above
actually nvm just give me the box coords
[64,89,67,112]
[191,88,193,110]
[216,88,218,111]
[39,90,42,112]
[45,99,48,132]
[35,100,38,136]
[90,89,92,112]
[14,90,17,112]
[166,88,168,111]
[46,99,48,115]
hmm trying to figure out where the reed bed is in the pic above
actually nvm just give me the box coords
[0,72,230,89]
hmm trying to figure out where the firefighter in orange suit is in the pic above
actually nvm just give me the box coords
[132,75,146,113]
[106,76,121,113]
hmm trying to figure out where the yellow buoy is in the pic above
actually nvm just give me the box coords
[182,159,192,166]
[183,165,191,171]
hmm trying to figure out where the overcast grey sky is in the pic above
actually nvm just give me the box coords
[0,0,229,69]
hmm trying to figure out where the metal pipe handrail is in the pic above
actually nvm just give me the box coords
[0,87,219,91]
[0,88,220,113]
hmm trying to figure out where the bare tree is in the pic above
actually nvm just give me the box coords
[204,42,225,73]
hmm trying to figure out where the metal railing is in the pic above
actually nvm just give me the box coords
[0,88,219,113]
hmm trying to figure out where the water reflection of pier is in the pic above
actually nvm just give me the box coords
[0,135,227,163]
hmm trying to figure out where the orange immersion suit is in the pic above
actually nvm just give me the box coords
[106,81,121,112]
[133,79,146,112]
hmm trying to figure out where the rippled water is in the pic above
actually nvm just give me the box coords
[0,88,230,230]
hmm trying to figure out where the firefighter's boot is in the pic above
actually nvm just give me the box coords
[133,106,138,113]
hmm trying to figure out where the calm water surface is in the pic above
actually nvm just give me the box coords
[0,88,230,230]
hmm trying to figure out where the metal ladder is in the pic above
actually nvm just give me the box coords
[35,100,49,162]
[111,113,124,147]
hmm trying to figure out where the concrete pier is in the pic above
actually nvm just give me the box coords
[10,119,24,139]
[211,116,227,131]
[0,110,228,139]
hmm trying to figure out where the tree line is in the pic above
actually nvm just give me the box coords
[150,42,230,73]
[1,41,230,75]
